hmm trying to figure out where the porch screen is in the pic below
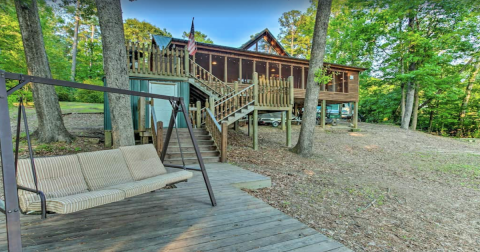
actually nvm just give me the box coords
[242,59,254,84]
[227,57,240,83]
[211,55,225,81]
[195,53,209,76]
[292,66,302,88]
[281,64,291,79]
[256,61,267,80]
[270,63,279,79]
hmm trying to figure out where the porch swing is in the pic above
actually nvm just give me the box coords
[0,70,216,252]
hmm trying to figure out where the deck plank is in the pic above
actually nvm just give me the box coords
[0,163,351,252]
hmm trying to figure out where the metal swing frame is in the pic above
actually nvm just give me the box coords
[0,70,216,252]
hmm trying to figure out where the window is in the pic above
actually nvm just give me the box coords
[335,72,344,93]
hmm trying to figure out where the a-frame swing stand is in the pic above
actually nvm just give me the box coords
[0,70,216,252]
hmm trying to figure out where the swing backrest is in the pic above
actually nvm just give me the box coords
[77,149,134,191]
[120,144,167,181]
[16,155,89,211]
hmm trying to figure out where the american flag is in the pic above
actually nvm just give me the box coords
[187,18,197,55]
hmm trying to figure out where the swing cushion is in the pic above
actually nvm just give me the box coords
[107,170,193,197]
[16,155,90,212]
[25,189,125,214]
[120,144,167,180]
[77,149,134,191]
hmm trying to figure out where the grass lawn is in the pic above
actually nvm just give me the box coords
[9,101,103,114]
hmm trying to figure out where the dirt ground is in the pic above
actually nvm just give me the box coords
[228,122,480,252]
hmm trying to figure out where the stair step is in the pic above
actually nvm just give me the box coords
[164,156,220,165]
[165,150,220,159]
[165,145,217,152]
[167,135,212,142]
[168,140,214,146]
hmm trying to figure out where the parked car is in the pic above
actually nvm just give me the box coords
[258,112,297,127]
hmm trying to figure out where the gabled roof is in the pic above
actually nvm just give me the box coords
[152,35,172,48]
[239,28,290,57]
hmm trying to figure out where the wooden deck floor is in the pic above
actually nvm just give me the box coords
[0,163,351,252]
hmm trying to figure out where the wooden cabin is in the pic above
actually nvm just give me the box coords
[104,28,366,164]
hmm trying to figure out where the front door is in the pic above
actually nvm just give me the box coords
[150,82,177,127]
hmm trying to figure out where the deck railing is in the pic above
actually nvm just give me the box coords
[257,76,294,108]
[214,84,255,122]
[205,108,227,162]
[126,42,187,77]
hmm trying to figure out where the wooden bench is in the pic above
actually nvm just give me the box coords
[16,144,192,215]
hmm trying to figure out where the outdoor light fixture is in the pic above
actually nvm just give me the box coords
[271,68,275,72]
[212,61,217,65]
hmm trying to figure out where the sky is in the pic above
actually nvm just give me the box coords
[121,0,311,47]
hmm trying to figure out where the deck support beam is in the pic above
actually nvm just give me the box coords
[286,109,292,147]
[281,111,286,130]
[248,115,252,137]
[321,100,326,129]
[353,101,358,129]
[253,109,258,150]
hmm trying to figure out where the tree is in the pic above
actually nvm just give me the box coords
[14,0,73,143]
[182,30,213,44]
[293,0,332,157]
[278,10,301,57]
[96,0,135,147]
[124,18,171,44]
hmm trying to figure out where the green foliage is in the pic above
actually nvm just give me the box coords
[75,79,104,103]
[314,66,333,85]
[278,10,302,57]
[182,31,214,44]
[124,18,171,43]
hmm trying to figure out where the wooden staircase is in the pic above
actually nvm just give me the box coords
[162,128,221,165]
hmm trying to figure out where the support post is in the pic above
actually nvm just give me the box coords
[253,109,258,150]
[248,114,252,137]
[0,72,23,251]
[253,72,259,106]
[221,122,228,162]
[321,100,326,129]
[184,48,189,76]
[138,97,146,132]
[196,100,201,128]
[302,66,305,89]
[192,54,196,77]
[209,54,212,82]
[286,109,292,147]
[239,58,242,83]
[105,130,112,147]
[353,101,359,129]
[209,96,215,112]
[281,112,286,131]
[156,121,163,157]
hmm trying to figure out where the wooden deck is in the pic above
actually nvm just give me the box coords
[0,163,351,252]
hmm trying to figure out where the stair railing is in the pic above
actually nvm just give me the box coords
[189,60,235,96]
[213,84,255,122]
[205,108,228,162]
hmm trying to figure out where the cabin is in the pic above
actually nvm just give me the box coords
[104,28,366,164]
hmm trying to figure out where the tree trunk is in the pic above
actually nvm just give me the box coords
[293,0,332,157]
[428,104,435,133]
[70,0,80,82]
[96,0,135,148]
[89,24,94,71]
[14,0,73,143]
[401,16,416,130]
[459,61,480,132]
[400,82,405,122]
[410,86,419,130]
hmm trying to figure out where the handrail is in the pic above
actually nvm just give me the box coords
[215,84,254,107]
[190,59,235,95]
[205,108,227,162]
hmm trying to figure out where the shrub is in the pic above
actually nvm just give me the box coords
[75,79,104,103]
